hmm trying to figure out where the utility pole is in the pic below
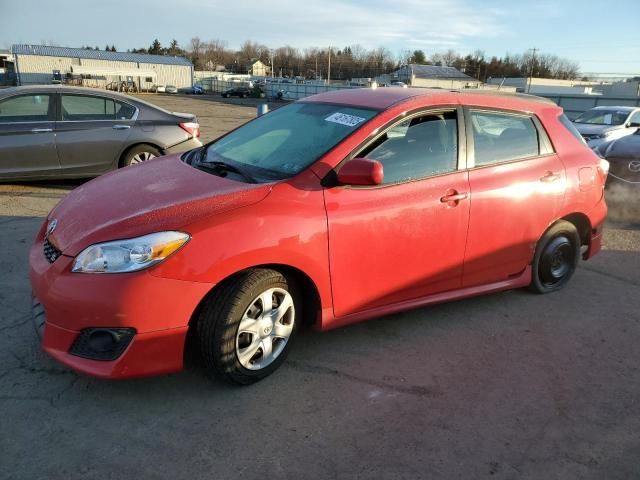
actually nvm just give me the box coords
[270,49,275,79]
[315,52,318,81]
[327,46,331,85]
[527,47,537,93]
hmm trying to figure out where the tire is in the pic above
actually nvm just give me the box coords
[121,144,161,168]
[197,269,299,385]
[529,220,581,294]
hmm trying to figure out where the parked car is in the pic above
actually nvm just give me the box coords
[155,85,166,93]
[165,85,178,94]
[30,89,608,385]
[595,128,640,184]
[0,85,201,181]
[51,70,62,85]
[191,84,204,95]
[573,106,640,148]
[222,86,251,98]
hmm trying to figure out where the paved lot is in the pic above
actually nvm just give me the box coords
[1,96,639,479]
[133,93,273,143]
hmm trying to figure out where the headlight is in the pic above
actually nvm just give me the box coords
[599,131,615,139]
[72,231,190,273]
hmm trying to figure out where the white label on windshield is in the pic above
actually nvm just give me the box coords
[325,112,366,127]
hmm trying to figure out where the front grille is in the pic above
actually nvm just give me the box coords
[43,238,62,263]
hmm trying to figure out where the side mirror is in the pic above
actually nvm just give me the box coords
[628,121,640,128]
[336,158,384,186]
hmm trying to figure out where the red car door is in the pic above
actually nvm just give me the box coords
[462,108,566,288]
[324,108,471,318]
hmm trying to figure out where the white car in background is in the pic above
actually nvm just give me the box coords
[573,106,640,148]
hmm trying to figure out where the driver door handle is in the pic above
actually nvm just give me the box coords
[31,128,52,133]
[112,125,131,130]
[440,190,468,204]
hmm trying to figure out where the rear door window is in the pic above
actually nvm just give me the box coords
[470,111,540,166]
[0,94,52,122]
[61,95,117,121]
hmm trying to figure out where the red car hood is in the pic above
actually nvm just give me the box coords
[47,155,272,256]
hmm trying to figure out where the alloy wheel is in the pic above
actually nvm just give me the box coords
[130,151,156,164]
[235,288,295,370]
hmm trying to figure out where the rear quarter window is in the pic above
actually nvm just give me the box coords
[559,114,587,144]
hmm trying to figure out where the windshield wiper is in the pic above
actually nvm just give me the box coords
[194,159,258,184]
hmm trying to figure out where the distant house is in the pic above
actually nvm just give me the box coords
[393,64,476,89]
[245,59,270,77]
[204,61,226,72]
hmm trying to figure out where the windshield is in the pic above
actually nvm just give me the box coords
[574,109,629,126]
[203,103,378,179]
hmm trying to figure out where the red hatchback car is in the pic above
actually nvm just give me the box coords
[30,88,608,384]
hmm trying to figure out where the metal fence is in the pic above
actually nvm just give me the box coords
[538,94,640,119]
[195,74,640,115]
[264,82,356,100]
[197,77,252,94]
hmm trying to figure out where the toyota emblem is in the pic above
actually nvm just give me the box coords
[46,219,58,237]
[628,160,640,173]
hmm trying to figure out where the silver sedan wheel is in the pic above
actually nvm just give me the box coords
[235,287,295,370]
[130,151,156,164]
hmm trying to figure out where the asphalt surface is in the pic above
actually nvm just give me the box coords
[1,96,639,480]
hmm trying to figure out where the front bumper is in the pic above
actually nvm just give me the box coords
[29,235,213,379]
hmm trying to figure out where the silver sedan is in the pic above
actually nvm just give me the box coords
[0,85,202,181]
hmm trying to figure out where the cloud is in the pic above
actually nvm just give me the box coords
[3,0,508,53]
[196,0,508,50]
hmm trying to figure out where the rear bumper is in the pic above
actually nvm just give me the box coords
[164,137,202,155]
[584,198,608,260]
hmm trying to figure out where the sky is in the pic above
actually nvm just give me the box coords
[3,0,639,75]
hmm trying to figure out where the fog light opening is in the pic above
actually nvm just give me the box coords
[87,330,118,353]
[70,327,136,361]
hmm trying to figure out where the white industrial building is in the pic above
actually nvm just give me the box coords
[10,44,193,90]
[486,77,604,95]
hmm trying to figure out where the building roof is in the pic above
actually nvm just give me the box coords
[403,64,474,81]
[11,44,192,66]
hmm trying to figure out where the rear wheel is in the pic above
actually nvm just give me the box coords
[197,269,298,385]
[529,221,581,294]
[121,144,161,167]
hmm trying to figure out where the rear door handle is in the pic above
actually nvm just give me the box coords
[31,128,52,133]
[112,125,131,130]
[440,191,468,204]
[540,171,561,183]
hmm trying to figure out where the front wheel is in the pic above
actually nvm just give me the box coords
[529,220,581,294]
[197,269,298,385]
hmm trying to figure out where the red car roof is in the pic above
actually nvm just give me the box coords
[302,87,560,114]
